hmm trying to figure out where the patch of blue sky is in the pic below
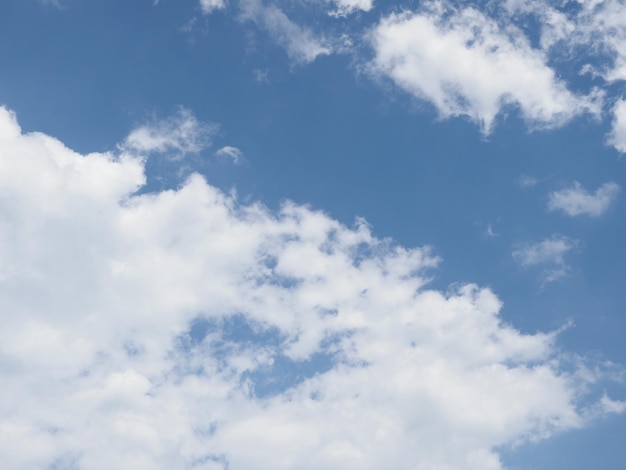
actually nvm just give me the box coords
[176,314,340,397]
[242,351,337,398]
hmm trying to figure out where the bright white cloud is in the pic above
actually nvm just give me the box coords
[216,145,244,164]
[200,0,227,14]
[122,107,218,159]
[369,4,599,133]
[548,181,620,217]
[0,106,622,469]
[608,99,626,153]
[240,0,331,64]
[513,234,579,284]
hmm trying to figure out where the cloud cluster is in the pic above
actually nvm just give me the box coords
[189,0,626,145]
[191,0,626,141]
[548,181,621,217]
[0,106,623,469]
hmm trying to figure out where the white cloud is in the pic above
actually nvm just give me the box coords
[369,4,600,133]
[608,99,626,153]
[0,106,622,469]
[513,235,579,284]
[200,0,227,14]
[122,107,218,159]
[548,181,620,217]
[216,145,244,164]
[240,0,331,64]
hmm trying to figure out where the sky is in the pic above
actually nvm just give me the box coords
[0,0,625,469]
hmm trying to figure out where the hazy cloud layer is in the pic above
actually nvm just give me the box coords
[1,107,623,469]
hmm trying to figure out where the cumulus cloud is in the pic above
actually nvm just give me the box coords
[122,107,218,159]
[240,0,331,64]
[216,145,244,164]
[0,106,622,469]
[548,181,620,217]
[368,3,600,133]
[608,99,626,153]
[513,234,579,284]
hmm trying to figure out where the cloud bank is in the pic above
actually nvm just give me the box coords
[0,106,623,469]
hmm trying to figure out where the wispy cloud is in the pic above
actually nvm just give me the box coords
[0,106,620,469]
[122,107,218,159]
[486,223,498,237]
[240,0,331,64]
[216,145,244,164]
[548,181,620,217]
[513,234,579,285]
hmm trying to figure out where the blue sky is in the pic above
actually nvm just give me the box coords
[0,0,625,468]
